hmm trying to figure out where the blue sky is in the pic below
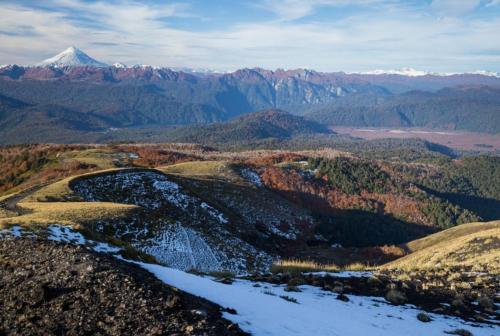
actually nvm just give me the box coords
[0,0,499,72]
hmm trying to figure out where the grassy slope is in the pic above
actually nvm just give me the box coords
[383,221,500,272]
[0,146,134,197]
[404,221,500,252]
[0,167,156,262]
[0,168,145,229]
[0,201,138,229]
[1,162,250,232]
[2,161,278,234]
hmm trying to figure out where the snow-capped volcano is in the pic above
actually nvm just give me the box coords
[38,46,108,68]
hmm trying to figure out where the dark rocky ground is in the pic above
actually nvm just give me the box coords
[0,237,246,336]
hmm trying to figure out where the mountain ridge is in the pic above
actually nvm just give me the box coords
[13,47,500,79]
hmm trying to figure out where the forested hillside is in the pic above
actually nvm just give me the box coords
[1,66,499,145]
[305,86,500,133]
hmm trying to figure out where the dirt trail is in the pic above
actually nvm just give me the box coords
[0,184,47,216]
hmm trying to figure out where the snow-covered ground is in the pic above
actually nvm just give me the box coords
[240,168,263,187]
[0,225,121,253]
[141,262,498,336]
[1,225,497,335]
[140,222,221,272]
[71,171,272,273]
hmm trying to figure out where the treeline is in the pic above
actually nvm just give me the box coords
[395,156,500,200]
[394,155,500,221]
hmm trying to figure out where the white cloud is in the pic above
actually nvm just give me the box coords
[0,0,498,72]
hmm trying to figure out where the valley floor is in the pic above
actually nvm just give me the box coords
[331,126,500,152]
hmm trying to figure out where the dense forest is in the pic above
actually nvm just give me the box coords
[307,157,392,194]
[260,155,491,247]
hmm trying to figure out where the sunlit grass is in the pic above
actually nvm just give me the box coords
[270,259,371,274]
[382,221,500,273]
[0,201,139,229]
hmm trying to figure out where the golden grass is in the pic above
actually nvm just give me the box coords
[383,221,500,273]
[159,161,227,176]
[404,220,500,253]
[158,160,247,185]
[270,259,371,274]
[24,176,77,202]
[60,148,129,170]
[0,201,139,229]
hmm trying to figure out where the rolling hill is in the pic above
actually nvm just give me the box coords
[165,109,332,145]
[383,221,500,272]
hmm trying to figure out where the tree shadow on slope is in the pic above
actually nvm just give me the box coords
[419,186,500,221]
[314,210,435,248]
[254,187,435,248]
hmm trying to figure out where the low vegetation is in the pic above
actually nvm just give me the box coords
[383,221,500,273]
[270,259,370,274]
[0,201,138,229]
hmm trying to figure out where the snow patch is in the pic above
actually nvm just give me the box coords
[139,262,496,336]
[139,222,221,272]
[0,225,23,237]
[200,202,228,224]
[240,168,263,187]
[47,225,86,244]
[0,224,121,254]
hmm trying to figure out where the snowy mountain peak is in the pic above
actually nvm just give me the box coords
[38,46,108,68]
[467,70,500,78]
[112,62,127,69]
[361,68,431,77]
[358,67,500,78]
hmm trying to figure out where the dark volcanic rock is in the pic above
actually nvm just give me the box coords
[0,237,247,336]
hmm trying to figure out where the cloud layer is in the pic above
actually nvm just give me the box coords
[0,0,499,72]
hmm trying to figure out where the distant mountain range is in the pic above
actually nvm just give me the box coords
[304,86,500,133]
[0,47,499,144]
[12,47,499,79]
[357,67,500,78]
